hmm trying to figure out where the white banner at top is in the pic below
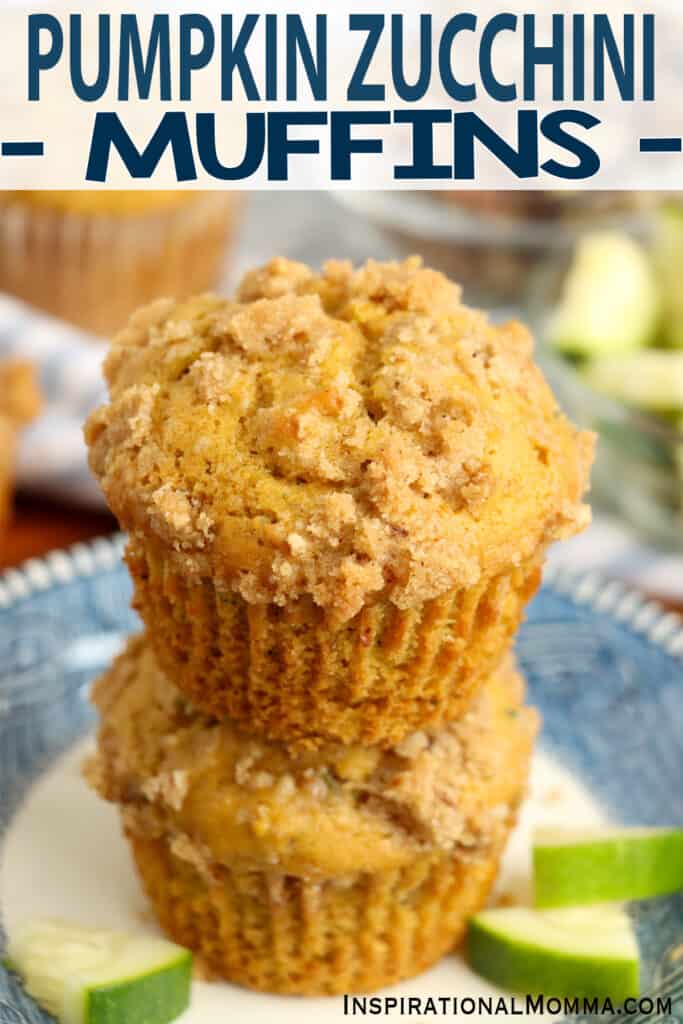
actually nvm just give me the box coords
[0,0,682,189]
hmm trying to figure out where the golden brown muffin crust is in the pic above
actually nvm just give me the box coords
[86,636,538,878]
[0,190,205,216]
[86,257,593,623]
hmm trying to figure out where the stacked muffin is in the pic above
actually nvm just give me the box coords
[84,257,593,993]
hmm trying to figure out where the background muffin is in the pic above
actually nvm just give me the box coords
[86,256,593,748]
[438,191,653,224]
[85,637,538,994]
[0,361,41,536]
[0,191,242,337]
[341,191,655,307]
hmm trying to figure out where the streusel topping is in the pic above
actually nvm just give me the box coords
[85,636,538,877]
[86,257,593,622]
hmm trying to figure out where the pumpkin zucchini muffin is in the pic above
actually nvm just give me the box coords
[0,191,242,336]
[85,256,593,748]
[85,636,538,994]
[0,361,41,536]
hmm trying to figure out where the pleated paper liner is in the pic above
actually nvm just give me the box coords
[127,536,544,749]
[0,192,242,337]
[129,830,511,995]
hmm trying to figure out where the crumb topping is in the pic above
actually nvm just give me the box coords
[86,257,593,622]
[141,769,189,812]
[86,636,538,877]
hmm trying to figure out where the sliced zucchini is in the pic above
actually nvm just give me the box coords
[583,350,683,413]
[533,825,683,907]
[550,233,659,356]
[467,905,639,1002]
[6,919,192,1024]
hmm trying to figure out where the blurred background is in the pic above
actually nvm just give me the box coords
[2,188,683,607]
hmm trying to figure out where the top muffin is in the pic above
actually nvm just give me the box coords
[86,257,593,624]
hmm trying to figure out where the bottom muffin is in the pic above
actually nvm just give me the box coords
[129,834,505,993]
[85,637,538,994]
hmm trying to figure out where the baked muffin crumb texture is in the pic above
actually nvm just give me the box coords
[85,636,538,879]
[86,257,593,624]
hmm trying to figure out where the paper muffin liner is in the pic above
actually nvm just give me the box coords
[128,831,508,995]
[126,537,544,749]
[0,193,242,337]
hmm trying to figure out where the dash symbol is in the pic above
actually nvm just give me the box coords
[1,141,44,156]
[639,137,682,153]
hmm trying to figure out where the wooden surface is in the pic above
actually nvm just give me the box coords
[0,496,116,572]
[2,496,682,616]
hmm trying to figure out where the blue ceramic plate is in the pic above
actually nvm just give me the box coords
[0,537,681,1023]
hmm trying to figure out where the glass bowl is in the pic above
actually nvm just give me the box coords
[334,191,654,307]
[528,249,683,552]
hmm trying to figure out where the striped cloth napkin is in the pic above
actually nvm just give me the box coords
[0,293,106,506]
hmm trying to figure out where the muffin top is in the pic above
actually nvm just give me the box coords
[86,636,537,878]
[0,191,202,216]
[86,257,593,623]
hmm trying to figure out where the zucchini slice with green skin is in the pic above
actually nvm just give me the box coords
[6,919,192,1024]
[675,416,683,489]
[654,202,683,349]
[533,826,683,907]
[583,350,683,413]
[549,233,660,357]
[467,906,639,1002]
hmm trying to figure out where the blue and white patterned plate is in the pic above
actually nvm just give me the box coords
[0,538,681,1023]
